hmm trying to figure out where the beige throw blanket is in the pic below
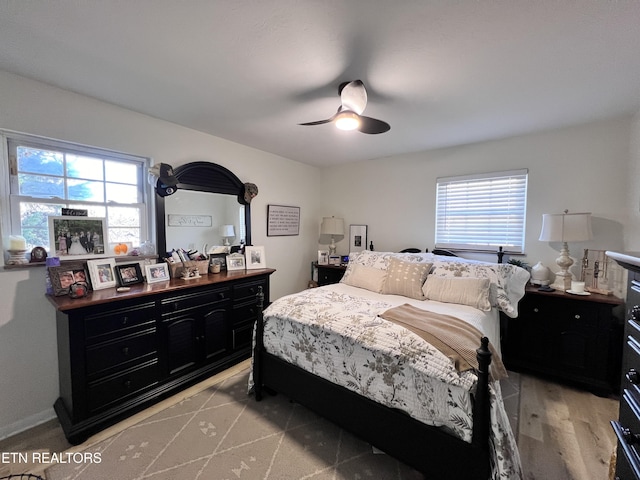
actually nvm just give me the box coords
[380,304,507,381]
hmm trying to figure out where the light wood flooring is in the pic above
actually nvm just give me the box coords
[0,367,620,480]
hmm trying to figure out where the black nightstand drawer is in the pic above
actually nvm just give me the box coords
[316,264,347,286]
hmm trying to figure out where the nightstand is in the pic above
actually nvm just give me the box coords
[502,285,624,394]
[315,262,347,286]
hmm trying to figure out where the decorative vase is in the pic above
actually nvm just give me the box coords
[530,261,550,285]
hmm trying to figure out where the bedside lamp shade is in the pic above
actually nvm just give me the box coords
[320,217,344,255]
[539,211,592,291]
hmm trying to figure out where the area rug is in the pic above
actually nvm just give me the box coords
[46,369,520,480]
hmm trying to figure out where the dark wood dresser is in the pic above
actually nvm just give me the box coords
[608,252,640,479]
[47,268,274,444]
[502,284,623,394]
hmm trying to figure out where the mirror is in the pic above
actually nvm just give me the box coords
[156,161,252,256]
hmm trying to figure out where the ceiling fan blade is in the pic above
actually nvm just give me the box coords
[358,115,391,134]
[340,80,367,115]
[298,118,333,126]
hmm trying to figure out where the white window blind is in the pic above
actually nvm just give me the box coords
[435,169,528,253]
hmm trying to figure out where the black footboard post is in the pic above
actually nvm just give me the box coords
[253,286,265,401]
[472,336,492,450]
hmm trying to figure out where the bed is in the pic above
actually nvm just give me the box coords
[251,251,529,479]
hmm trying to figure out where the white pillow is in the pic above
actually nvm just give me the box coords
[341,263,387,293]
[381,258,432,300]
[422,276,492,311]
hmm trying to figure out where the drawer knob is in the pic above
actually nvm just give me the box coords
[627,368,640,385]
[533,308,539,313]
[631,305,640,320]
[121,316,128,325]
[122,346,130,356]
[219,293,226,299]
[574,314,581,320]
[123,380,132,389]
[622,428,640,445]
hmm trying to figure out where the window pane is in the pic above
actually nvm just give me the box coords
[67,179,105,202]
[106,183,139,203]
[108,206,140,227]
[66,154,104,180]
[17,146,63,176]
[18,173,64,197]
[20,202,63,250]
[109,227,141,246]
[105,160,138,184]
[435,170,528,253]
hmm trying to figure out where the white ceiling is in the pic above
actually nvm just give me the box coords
[1,1,639,168]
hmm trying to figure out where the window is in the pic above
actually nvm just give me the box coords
[3,132,153,254]
[435,169,528,253]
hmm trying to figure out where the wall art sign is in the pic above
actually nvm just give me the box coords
[267,205,300,236]
[167,214,213,227]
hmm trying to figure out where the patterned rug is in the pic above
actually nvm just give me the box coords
[45,369,428,480]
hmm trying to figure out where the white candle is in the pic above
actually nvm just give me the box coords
[9,235,27,250]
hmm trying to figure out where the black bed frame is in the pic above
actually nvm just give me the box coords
[252,287,494,480]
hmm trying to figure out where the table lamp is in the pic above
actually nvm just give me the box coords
[539,210,592,291]
[221,224,235,246]
[320,216,344,256]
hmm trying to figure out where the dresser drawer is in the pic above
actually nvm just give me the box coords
[234,280,266,302]
[87,361,159,413]
[86,328,157,376]
[84,302,156,341]
[161,287,230,315]
[233,300,261,326]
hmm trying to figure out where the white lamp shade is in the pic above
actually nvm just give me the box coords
[539,212,592,242]
[320,217,344,236]
[221,224,235,237]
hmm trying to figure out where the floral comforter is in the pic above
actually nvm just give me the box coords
[252,283,522,479]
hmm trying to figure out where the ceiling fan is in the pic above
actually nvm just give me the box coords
[299,80,391,134]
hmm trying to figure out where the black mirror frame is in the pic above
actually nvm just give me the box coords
[155,161,252,257]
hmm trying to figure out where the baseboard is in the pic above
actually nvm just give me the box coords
[0,408,56,441]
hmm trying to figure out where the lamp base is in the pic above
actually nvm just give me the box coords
[550,271,573,292]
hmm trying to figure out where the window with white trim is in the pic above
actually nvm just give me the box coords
[435,169,528,253]
[3,132,154,254]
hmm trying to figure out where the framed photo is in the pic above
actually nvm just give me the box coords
[145,263,170,283]
[317,250,329,265]
[86,258,117,290]
[226,253,246,271]
[245,246,266,269]
[349,224,368,253]
[48,263,90,296]
[114,262,144,286]
[267,204,300,236]
[48,216,107,260]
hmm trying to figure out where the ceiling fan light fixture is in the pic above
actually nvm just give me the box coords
[334,111,360,131]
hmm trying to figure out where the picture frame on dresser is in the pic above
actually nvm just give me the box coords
[48,263,90,296]
[226,253,246,271]
[145,263,170,283]
[245,246,266,269]
[86,258,117,290]
[114,262,144,286]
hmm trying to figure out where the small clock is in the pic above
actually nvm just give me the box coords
[30,246,48,263]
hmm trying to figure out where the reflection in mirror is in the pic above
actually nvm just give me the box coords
[164,190,245,251]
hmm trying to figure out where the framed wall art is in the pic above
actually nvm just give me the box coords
[145,263,170,283]
[86,258,117,290]
[114,262,144,286]
[48,216,107,260]
[267,204,300,236]
[245,246,266,269]
[349,224,368,253]
[48,262,90,296]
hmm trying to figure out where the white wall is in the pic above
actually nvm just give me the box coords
[0,70,321,438]
[319,117,632,293]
